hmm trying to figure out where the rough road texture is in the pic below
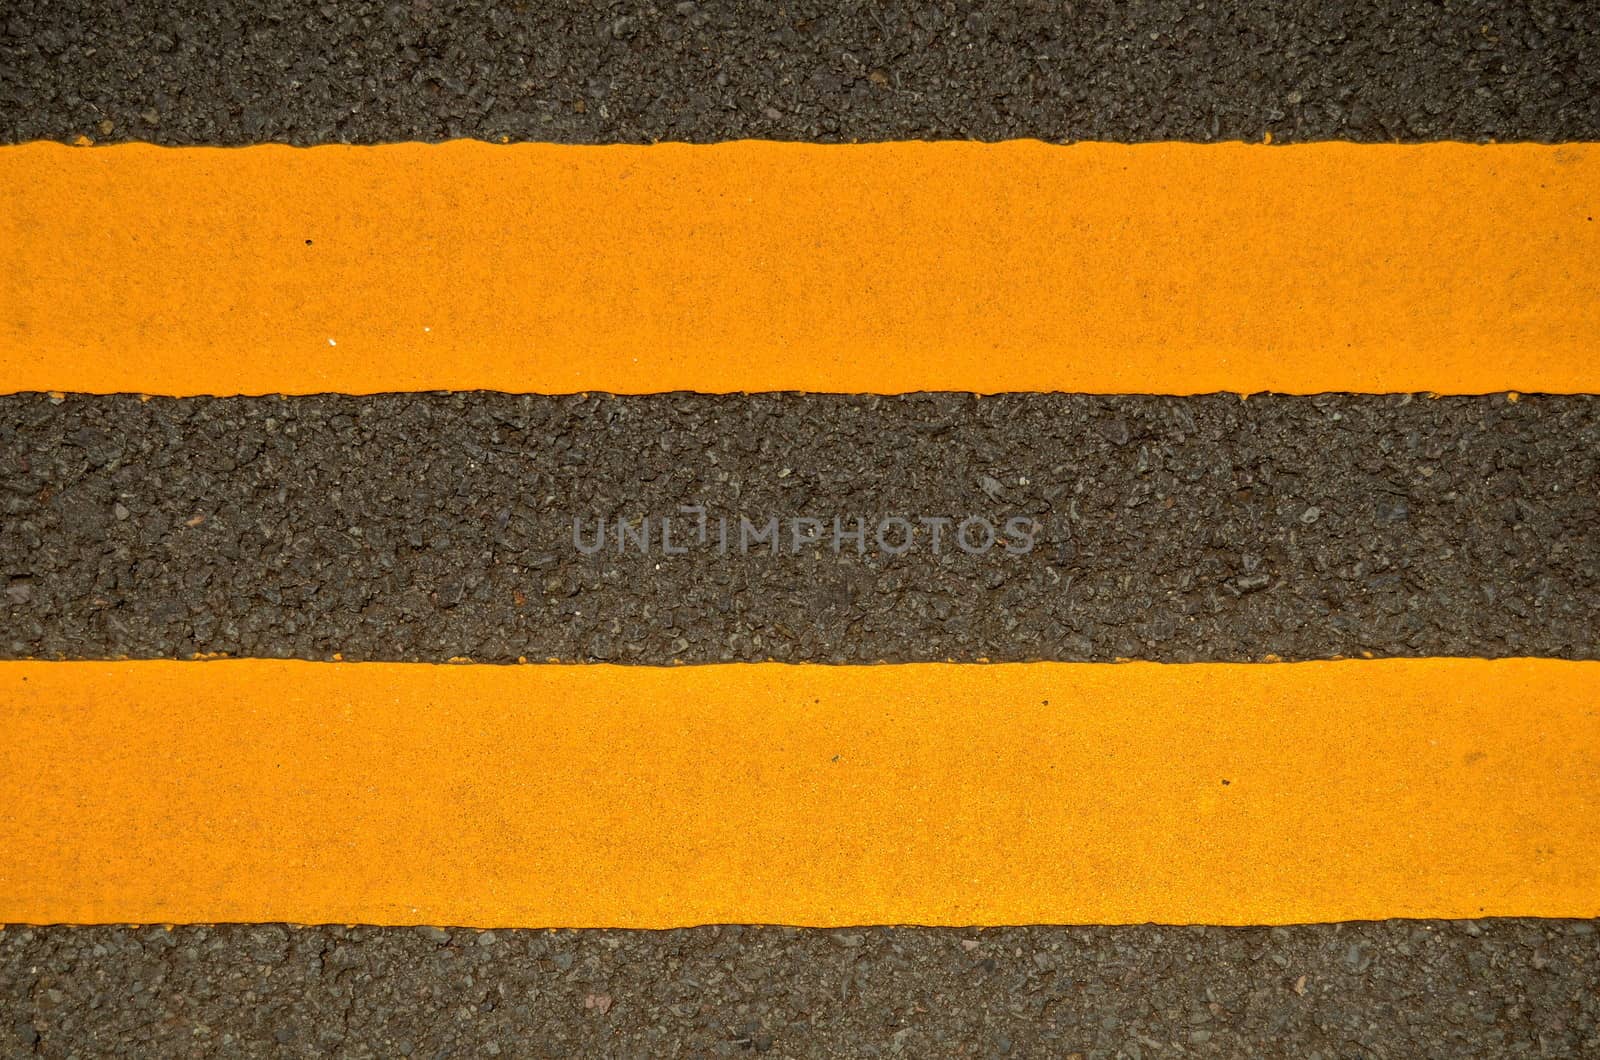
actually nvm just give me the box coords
[3,393,1595,663]
[2,921,1597,1058]
[3,0,1599,145]
[5,3,1599,1056]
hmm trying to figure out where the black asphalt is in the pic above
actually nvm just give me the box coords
[2,0,1598,145]
[4,921,1598,1058]
[3,392,1596,664]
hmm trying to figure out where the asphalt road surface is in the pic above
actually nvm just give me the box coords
[3,1,1598,144]
[4,922,1598,1058]
[3,393,1596,665]
[2,2,1598,1057]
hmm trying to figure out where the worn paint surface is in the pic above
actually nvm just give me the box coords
[2,141,1596,395]
[1,658,1595,927]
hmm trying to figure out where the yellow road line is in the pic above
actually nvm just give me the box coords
[2,141,1596,396]
[1,658,1594,927]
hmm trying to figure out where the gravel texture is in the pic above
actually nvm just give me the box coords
[2,1,1598,145]
[3,392,1595,663]
[2,921,1597,1058]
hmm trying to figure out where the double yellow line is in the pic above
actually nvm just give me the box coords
[1,141,1597,927]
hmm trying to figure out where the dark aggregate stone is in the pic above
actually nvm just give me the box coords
[1,921,1596,1058]
[2,1,1597,145]
[2,392,1595,663]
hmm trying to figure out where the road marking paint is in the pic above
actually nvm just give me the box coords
[1,658,1594,927]
[1,141,1596,396]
